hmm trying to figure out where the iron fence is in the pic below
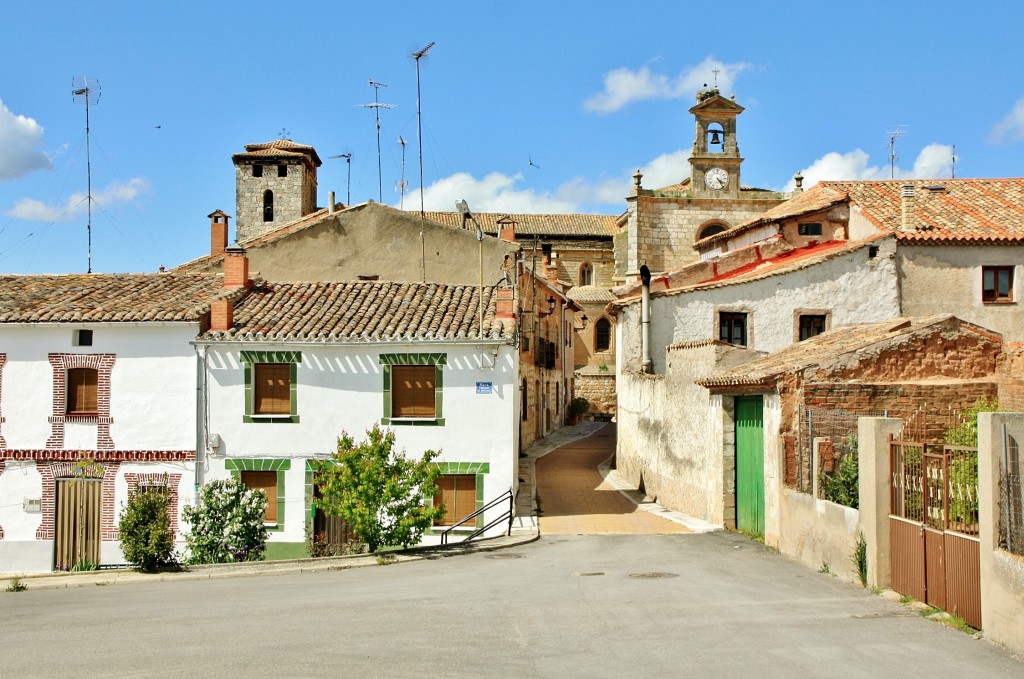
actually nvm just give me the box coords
[1001,433,1024,556]
[796,408,884,494]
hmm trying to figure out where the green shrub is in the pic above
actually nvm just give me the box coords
[853,533,867,587]
[183,477,268,564]
[118,487,176,572]
[821,436,859,509]
[944,399,999,447]
[569,397,589,417]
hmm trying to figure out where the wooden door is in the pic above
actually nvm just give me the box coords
[735,396,765,536]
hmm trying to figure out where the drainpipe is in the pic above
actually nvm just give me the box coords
[193,343,207,506]
[640,264,653,374]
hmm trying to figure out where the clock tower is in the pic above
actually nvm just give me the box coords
[688,86,744,199]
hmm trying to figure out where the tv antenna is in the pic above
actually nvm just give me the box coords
[357,79,395,202]
[886,126,908,179]
[328,153,352,205]
[951,145,956,179]
[72,76,101,273]
[412,41,435,217]
[397,136,408,210]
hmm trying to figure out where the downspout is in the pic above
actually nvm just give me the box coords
[193,343,208,506]
[640,264,653,374]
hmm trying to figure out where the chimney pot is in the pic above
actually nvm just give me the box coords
[223,244,251,288]
[900,183,916,232]
[208,210,231,257]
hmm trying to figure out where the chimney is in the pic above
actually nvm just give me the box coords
[328,191,336,214]
[793,172,804,192]
[496,288,514,319]
[223,244,251,289]
[497,215,517,242]
[546,252,559,282]
[900,183,916,232]
[210,298,234,332]
[209,210,230,257]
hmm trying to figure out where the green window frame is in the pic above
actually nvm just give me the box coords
[379,353,446,426]
[426,462,489,534]
[226,459,291,532]
[240,351,301,423]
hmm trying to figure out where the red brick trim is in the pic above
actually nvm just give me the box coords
[35,460,120,541]
[0,353,6,450]
[47,353,116,450]
[0,449,195,462]
[122,472,182,539]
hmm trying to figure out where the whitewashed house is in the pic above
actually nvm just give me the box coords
[0,273,227,573]
[196,250,520,558]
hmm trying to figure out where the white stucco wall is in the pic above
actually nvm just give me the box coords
[617,238,900,373]
[201,342,519,549]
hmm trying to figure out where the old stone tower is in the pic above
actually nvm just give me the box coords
[232,140,322,241]
[618,86,789,280]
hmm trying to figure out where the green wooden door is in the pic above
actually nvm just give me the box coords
[735,396,765,536]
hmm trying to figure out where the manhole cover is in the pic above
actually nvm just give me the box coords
[627,572,678,579]
[573,571,605,577]
[486,553,525,560]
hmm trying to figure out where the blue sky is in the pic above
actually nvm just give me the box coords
[2,1,1023,274]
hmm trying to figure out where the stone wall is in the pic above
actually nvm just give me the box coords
[573,372,615,414]
[235,161,316,241]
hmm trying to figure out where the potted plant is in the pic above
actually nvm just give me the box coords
[568,397,589,424]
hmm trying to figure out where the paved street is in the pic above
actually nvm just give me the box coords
[4,533,1023,678]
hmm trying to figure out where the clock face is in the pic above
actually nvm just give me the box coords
[705,167,729,190]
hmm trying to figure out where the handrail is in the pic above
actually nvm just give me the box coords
[440,487,514,546]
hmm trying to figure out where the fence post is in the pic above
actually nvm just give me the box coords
[858,416,903,591]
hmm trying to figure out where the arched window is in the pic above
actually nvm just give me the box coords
[263,190,274,222]
[707,123,725,152]
[697,222,728,241]
[578,262,593,286]
[594,317,611,353]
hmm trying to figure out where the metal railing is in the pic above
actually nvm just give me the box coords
[440,488,514,546]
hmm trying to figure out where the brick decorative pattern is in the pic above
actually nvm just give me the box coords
[35,460,120,541]
[0,353,5,450]
[122,472,182,539]
[46,353,116,450]
[0,449,195,462]
[0,459,4,539]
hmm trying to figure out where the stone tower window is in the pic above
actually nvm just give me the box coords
[594,318,611,353]
[579,262,593,286]
[697,222,728,241]
[707,123,725,152]
[263,190,274,222]
[278,164,288,178]
[253,165,263,178]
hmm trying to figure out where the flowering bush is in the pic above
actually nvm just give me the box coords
[183,477,269,564]
[118,486,176,572]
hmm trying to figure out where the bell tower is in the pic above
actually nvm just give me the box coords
[688,86,744,199]
[232,139,322,241]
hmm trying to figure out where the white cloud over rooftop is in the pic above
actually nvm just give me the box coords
[0,100,51,180]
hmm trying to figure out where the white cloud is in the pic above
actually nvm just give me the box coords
[7,178,150,222]
[638,150,690,188]
[584,56,753,114]
[0,99,51,180]
[990,97,1024,144]
[783,144,956,190]
[415,172,580,213]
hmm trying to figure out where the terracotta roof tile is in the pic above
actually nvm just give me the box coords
[201,280,515,342]
[421,211,618,237]
[233,139,322,166]
[566,286,616,304]
[0,274,224,323]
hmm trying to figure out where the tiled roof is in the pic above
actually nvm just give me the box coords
[421,211,618,237]
[566,286,616,304]
[0,274,225,323]
[697,315,993,388]
[201,281,515,342]
[233,139,322,166]
[825,178,1024,243]
[696,184,849,248]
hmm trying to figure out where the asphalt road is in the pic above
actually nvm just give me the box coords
[3,533,1022,678]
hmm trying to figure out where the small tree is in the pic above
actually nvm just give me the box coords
[183,477,269,564]
[118,484,176,572]
[313,424,444,553]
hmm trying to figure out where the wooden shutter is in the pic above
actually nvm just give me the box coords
[433,474,476,526]
[241,470,278,523]
[392,365,435,418]
[254,363,290,415]
[67,368,98,415]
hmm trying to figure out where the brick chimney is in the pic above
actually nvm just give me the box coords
[223,244,251,289]
[900,183,916,232]
[497,215,517,243]
[210,297,234,332]
[209,210,230,257]
[495,288,515,319]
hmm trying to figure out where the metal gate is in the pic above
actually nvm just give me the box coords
[53,478,102,570]
[736,396,765,536]
[889,440,981,628]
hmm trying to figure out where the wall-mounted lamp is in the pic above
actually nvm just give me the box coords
[574,313,589,330]
[538,296,556,317]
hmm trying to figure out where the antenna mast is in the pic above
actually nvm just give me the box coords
[328,152,352,205]
[412,41,435,218]
[397,136,408,210]
[951,145,956,179]
[72,76,101,273]
[358,80,395,202]
[886,126,907,179]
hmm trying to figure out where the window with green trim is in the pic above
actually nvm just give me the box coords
[226,459,291,531]
[240,351,301,423]
[379,353,446,426]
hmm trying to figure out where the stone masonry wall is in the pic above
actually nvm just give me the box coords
[235,162,314,241]
[574,373,615,414]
